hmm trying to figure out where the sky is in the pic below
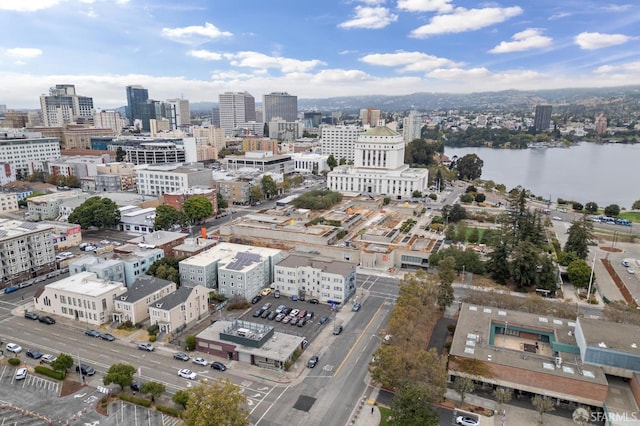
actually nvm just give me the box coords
[1,0,640,110]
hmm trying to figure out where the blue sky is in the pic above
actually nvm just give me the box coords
[1,0,639,109]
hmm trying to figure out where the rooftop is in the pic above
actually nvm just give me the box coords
[578,317,640,355]
[276,253,355,276]
[128,230,187,246]
[0,219,54,240]
[117,275,176,303]
[45,271,126,297]
[180,242,281,267]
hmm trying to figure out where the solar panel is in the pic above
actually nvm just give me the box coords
[20,222,39,230]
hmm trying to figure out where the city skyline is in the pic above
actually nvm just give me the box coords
[1,0,639,109]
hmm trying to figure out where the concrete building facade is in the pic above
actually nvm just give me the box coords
[219,92,256,136]
[320,125,365,163]
[0,219,56,286]
[39,85,94,127]
[0,131,61,177]
[134,164,212,196]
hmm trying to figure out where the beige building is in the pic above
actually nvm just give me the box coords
[213,179,251,206]
[148,284,210,334]
[193,126,226,152]
[27,189,85,221]
[0,193,19,213]
[134,164,212,196]
[93,110,128,135]
[0,219,56,285]
[112,275,177,325]
[33,271,127,325]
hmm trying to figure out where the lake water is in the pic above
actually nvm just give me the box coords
[445,142,640,209]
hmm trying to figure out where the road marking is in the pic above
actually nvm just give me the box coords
[333,302,385,377]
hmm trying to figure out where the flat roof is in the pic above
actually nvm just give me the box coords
[45,271,125,297]
[180,242,281,267]
[578,317,640,356]
[0,219,54,240]
[276,253,355,276]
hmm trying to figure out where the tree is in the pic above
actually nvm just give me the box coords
[564,215,594,260]
[494,387,513,413]
[437,256,456,310]
[103,363,136,391]
[604,204,621,217]
[442,204,466,223]
[531,395,555,425]
[412,190,422,198]
[185,335,196,351]
[154,205,187,231]
[183,381,249,426]
[567,259,592,288]
[147,257,182,285]
[486,241,511,284]
[444,224,456,241]
[250,185,263,203]
[633,200,640,210]
[140,381,166,401]
[453,377,475,407]
[183,196,213,223]
[510,241,540,290]
[467,227,480,244]
[474,193,486,203]
[217,192,228,210]
[262,122,269,137]
[51,353,74,372]
[261,175,278,198]
[455,153,483,180]
[68,197,121,229]
[390,383,440,426]
[173,389,190,408]
[585,202,599,214]
[326,154,338,171]
[116,146,126,162]
[405,139,436,167]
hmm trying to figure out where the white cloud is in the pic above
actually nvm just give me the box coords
[357,0,386,5]
[223,51,326,73]
[161,22,232,43]
[360,51,460,72]
[601,4,632,12]
[548,12,572,20]
[187,50,223,61]
[410,6,523,38]
[5,48,43,59]
[595,61,640,74]
[311,69,371,83]
[575,32,633,50]
[339,6,398,29]
[397,0,454,13]
[489,29,552,54]
[0,0,62,11]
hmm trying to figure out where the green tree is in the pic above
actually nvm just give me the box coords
[437,256,456,310]
[455,153,483,180]
[326,154,338,171]
[536,255,558,293]
[557,251,579,267]
[140,381,166,401]
[183,196,213,223]
[453,377,475,407]
[51,353,74,372]
[103,363,136,391]
[339,157,347,165]
[173,389,190,408]
[455,221,467,243]
[251,185,263,203]
[633,200,640,210]
[116,146,126,162]
[486,241,511,284]
[405,139,436,167]
[185,335,196,351]
[217,192,228,210]
[567,259,592,288]
[474,193,486,203]
[531,395,555,425]
[585,202,599,214]
[68,197,121,229]
[604,204,621,217]
[442,203,466,223]
[510,241,539,290]
[183,381,249,426]
[564,215,594,260]
[147,257,182,285]
[412,190,422,198]
[444,224,456,241]
[261,175,278,198]
[467,227,480,244]
[494,387,513,413]
[390,383,440,426]
[154,205,187,231]
[460,193,474,203]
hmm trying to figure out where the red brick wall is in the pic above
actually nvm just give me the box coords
[196,337,238,361]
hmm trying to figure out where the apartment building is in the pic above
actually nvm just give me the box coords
[0,193,19,213]
[112,275,177,324]
[93,110,128,135]
[221,152,294,175]
[213,178,252,206]
[0,131,61,177]
[95,162,136,192]
[33,271,126,325]
[134,163,212,196]
[0,219,56,286]
[320,125,365,163]
[163,187,218,215]
[69,255,125,283]
[148,285,210,334]
[46,154,110,179]
[218,92,256,136]
[26,190,86,221]
[39,84,94,127]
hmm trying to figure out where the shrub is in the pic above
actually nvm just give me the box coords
[447,324,457,334]
[156,405,183,417]
[149,335,157,343]
[8,358,20,366]
[35,365,65,380]
[119,394,152,407]
[185,335,196,351]
[147,324,159,336]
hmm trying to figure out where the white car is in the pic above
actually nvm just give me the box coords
[552,216,562,221]
[456,416,480,426]
[178,369,197,380]
[628,268,635,274]
[290,309,300,317]
[6,343,22,354]
[192,357,208,367]
[41,354,57,364]
[15,368,27,381]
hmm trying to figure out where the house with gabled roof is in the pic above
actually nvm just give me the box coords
[148,284,210,334]
[112,275,176,325]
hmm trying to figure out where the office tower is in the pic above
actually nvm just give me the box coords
[94,111,128,135]
[403,111,423,143]
[39,84,94,127]
[359,108,381,127]
[167,98,190,127]
[218,92,256,136]
[125,85,149,127]
[263,92,297,123]
[320,125,366,163]
[304,112,322,128]
[595,114,607,135]
[211,106,220,127]
[533,105,552,131]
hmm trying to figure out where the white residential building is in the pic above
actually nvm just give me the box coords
[273,253,357,304]
[148,285,210,334]
[93,111,128,135]
[167,98,190,127]
[0,219,56,284]
[39,84,94,127]
[0,131,61,177]
[327,126,429,198]
[402,111,423,143]
[320,125,365,163]
[134,163,212,196]
[0,193,19,213]
[112,275,177,324]
[218,92,256,136]
[33,271,127,325]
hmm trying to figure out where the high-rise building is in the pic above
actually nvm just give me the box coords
[40,84,94,127]
[359,108,381,127]
[533,105,552,131]
[218,92,256,136]
[167,98,190,127]
[320,125,366,163]
[94,111,128,135]
[125,85,150,127]
[402,111,423,143]
[595,114,608,135]
[263,92,297,123]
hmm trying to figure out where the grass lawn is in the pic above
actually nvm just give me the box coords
[379,406,392,426]
[620,211,640,222]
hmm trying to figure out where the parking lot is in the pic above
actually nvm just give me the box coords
[240,292,338,341]
[0,365,59,395]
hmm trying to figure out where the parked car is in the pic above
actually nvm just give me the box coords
[178,369,197,380]
[297,310,307,319]
[261,310,271,319]
[275,304,286,313]
[622,260,630,267]
[15,368,27,380]
[6,343,22,353]
[282,315,292,324]
[628,268,635,274]
[26,349,43,359]
[192,357,208,366]
[260,288,272,296]
[252,309,263,317]
[333,325,343,335]
[291,295,298,301]
[267,311,278,320]
[308,298,319,304]
[290,317,299,326]
[251,295,262,304]
[352,303,362,312]
[100,333,115,341]
[76,364,96,376]
[4,286,19,294]
[38,316,55,325]
[305,311,314,320]
[131,382,142,392]
[24,312,39,320]
[297,319,307,327]
[455,416,479,426]
[274,290,281,298]
[290,309,300,317]
[275,313,286,322]
[211,361,227,371]
[261,302,272,311]
[41,354,57,364]
[138,343,154,352]
[282,307,292,315]
[307,356,319,368]
[319,316,329,325]
[84,329,101,338]
[174,352,189,361]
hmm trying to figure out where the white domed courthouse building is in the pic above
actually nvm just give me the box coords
[326,126,429,199]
